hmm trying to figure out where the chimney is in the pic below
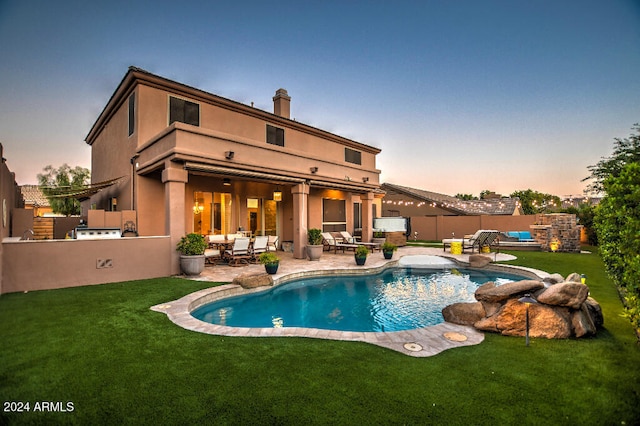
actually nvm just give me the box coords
[273,88,291,119]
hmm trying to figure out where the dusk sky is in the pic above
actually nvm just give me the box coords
[1,0,638,198]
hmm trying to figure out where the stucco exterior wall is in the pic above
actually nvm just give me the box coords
[0,145,21,294]
[88,86,136,212]
[409,215,538,241]
[1,237,171,294]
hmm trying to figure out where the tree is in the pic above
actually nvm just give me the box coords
[455,193,477,201]
[37,164,91,216]
[583,123,640,194]
[564,204,598,245]
[479,190,494,200]
[594,162,640,331]
[510,189,561,215]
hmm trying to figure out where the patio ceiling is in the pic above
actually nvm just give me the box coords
[184,162,381,194]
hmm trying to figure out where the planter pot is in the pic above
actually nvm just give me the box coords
[372,237,386,245]
[264,262,279,274]
[383,251,394,260]
[180,255,205,276]
[355,255,367,266]
[307,244,323,261]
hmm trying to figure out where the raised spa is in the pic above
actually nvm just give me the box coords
[191,267,529,332]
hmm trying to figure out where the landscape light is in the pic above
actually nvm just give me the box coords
[518,294,538,347]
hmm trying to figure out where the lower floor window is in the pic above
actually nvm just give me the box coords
[322,198,346,232]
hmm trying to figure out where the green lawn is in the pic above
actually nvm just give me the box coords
[1,248,639,425]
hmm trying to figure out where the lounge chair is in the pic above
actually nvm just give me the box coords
[322,232,358,254]
[508,231,535,242]
[250,235,269,262]
[225,237,251,266]
[442,230,500,253]
[339,231,381,252]
[267,235,279,251]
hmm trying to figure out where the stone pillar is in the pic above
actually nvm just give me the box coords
[162,162,188,275]
[292,183,309,259]
[360,192,374,242]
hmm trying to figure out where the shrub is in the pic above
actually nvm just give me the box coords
[258,252,279,265]
[381,242,397,252]
[308,228,323,245]
[355,245,369,257]
[176,233,207,256]
[595,162,640,330]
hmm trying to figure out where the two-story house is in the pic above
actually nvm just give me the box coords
[84,67,383,272]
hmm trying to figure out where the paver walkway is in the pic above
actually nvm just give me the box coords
[152,246,540,357]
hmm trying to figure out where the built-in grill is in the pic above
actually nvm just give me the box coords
[75,227,122,239]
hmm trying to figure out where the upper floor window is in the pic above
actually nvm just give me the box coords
[266,124,284,146]
[345,148,361,165]
[128,92,135,137]
[169,96,200,126]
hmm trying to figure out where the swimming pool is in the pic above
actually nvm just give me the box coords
[191,267,528,332]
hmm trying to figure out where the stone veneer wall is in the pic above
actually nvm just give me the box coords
[530,213,581,253]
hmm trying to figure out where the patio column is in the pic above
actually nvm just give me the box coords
[162,163,188,275]
[292,182,309,259]
[360,192,374,242]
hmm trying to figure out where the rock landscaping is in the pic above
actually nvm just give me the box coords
[232,272,274,289]
[442,272,602,339]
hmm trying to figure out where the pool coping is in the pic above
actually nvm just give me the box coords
[151,254,547,357]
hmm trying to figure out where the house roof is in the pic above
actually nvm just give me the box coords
[20,185,50,207]
[381,183,521,215]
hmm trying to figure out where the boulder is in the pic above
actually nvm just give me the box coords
[232,273,274,289]
[494,299,572,339]
[543,273,565,285]
[469,254,492,268]
[571,304,596,337]
[474,315,499,333]
[476,281,496,292]
[566,272,582,283]
[480,300,503,317]
[442,302,486,325]
[584,297,604,327]
[475,280,545,303]
[536,282,589,309]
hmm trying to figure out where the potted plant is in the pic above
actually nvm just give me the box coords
[307,228,324,261]
[381,242,397,259]
[176,233,208,276]
[258,252,280,274]
[354,245,369,266]
[372,230,386,245]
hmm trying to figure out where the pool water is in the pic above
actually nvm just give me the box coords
[192,268,526,332]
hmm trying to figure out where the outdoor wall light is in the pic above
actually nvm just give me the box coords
[225,151,235,160]
[310,167,318,173]
[362,177,369,182]
[273,187,282,202]
[518,294,538,347]
[223,178,231,186]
